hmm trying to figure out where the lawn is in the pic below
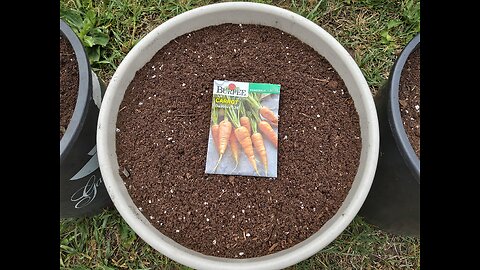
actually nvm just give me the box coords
[60,0,420,269]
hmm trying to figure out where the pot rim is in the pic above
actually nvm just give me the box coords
[387,33,420,183]
[60,19,93,161]
[97,2,379,269]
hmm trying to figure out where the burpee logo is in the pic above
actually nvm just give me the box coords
[213,80,249,97]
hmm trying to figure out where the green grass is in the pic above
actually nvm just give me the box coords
[60,0,420,269]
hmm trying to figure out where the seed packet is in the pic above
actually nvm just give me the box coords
[205,80,280,177]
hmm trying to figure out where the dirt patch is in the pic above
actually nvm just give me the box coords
[60,33,79,139]
[116,24,361,258]
[398,47,420,158]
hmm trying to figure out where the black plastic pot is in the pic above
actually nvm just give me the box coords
[60,19,112,218]
[359,34,420,237]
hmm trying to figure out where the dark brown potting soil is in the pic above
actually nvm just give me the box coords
[116,24,361,258]
[60,33,79,139]
[399,47,420,158]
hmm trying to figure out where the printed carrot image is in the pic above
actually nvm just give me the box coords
[229,127,240,172]
[210,105,220,152]
[247,93,279,127]
[249,112,268,176]
[225,106,260,176]
[205,80,280,178]
[212,116,232,172]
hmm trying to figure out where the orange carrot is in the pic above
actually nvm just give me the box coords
[211,105,220,152]
[240,116,252,135]
[225,104,259,175]
[251,132,268,176]
[229,128,240,172]
[259,106,278,127]
[234,126,259,175]
[211,124,220,152]
[258,120,278,148]
[213,118,232,172]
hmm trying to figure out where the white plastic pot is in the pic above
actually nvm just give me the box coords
[97,2,379,269]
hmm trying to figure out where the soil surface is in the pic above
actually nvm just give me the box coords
[116,24,361,258]
[399,47,420,158]
[60,33,79,139]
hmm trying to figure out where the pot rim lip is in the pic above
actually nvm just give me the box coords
[60,19,93,161]
[387,33,420,183]
[97,2,379,269]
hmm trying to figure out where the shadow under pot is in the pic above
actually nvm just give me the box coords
[60,19,112,218]
[359,33,420,237]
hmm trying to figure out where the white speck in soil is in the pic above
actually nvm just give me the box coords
[176,230,180,233]
[284,135,288,140]
[182,83,186,87]
[167,137,173,141]
[286,52,290,55]
[150,216,154,220]
[167,110,171,113]
[213,239,217,245]
[159,64,163,70]
[209,56,213,59]
[170,189,174,193]
[164,210,167,214]
[204,201,209,205]
[138,207,143,211]
[151,75,156,79]
[243,39,247,43]
[234,49,237,53]
[286,46,289,49]
[239,252,245,256]
[232,215,236,218]
[148,200,152,203]
[246,233,251,237]
[288,61,291,63]
[206,218,210,222]
[405,110,409,114]
[317,114,320,118]
[116,128,121,133]
[138,102,143,106]
[242,209,245,213]
[415,105,420,111]
[313,126,317,131]
[239,24,242,28]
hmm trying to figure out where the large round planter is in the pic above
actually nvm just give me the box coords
[60,19,112,218]
[97,3,379,269]
[359,34,420,237]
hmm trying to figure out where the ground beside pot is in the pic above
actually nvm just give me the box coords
[115,23,362,258]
